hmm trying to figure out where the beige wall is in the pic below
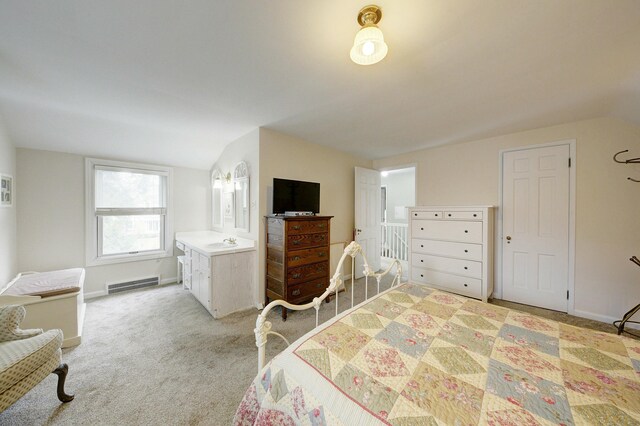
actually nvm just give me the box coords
[16,148,211,295]
[258,128,372,305]
[374,117,640,323]
[0,118,17,285]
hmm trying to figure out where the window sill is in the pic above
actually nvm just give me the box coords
[86,250,174,267]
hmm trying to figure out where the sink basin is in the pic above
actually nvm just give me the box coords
[207,242,237,249]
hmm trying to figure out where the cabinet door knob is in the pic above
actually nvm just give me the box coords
[292,289,301,296]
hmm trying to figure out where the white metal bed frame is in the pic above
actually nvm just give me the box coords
[255,241,403,372]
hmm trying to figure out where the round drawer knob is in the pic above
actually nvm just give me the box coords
[421,245,424,248]
[292,289,301,296]
[420,274,424,278]
[463,283,468,287]
[473,214,477,217]
[448,213,452,217]
[420,260,424,262]
[434,214,438,217]
[464,230,469,233]
[464,249,468,253]
[421,227,424,230]
[464,266,468,270]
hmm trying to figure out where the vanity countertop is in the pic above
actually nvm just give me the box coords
[175,231,256,256]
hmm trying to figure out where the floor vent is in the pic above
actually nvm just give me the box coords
[107,276,160,294]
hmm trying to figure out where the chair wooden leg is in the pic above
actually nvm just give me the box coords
[52,363,74,403]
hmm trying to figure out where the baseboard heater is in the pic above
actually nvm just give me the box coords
[107,276,160,294]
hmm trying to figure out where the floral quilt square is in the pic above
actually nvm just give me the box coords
[437,322,495,357]
[375,320,433,359]
[411,299,456,320]
[560,323,629,357]
[333,363,399,421]
[499,323,560,357]
[431,347,486,375]
[395,283,433,298]
[457,314,499,331]
[400,361,484,425]
[364,297,406,320]
[311,321,371,362]
[486,359,573,425]
[461,300,509,322]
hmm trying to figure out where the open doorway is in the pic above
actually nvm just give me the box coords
[380,167,415,276]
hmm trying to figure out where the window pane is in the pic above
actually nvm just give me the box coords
[101,215,162,255]
[96,169,164,208]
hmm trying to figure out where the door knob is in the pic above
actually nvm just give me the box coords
[356,228,362,233]
[506,236,511,244]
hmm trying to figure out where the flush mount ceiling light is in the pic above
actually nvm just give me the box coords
[350,5,388,65]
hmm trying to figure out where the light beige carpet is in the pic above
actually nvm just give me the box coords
[0,280,632,425]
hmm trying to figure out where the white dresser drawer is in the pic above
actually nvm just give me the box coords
[411,210,443,219]
[411,239,482,261]
[412,220,483,243]
[411,267,482,299]
[444,211,483,220]
[413,253,482,278]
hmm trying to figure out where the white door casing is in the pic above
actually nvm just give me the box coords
[502,144,570,312]
[355,167,381,278]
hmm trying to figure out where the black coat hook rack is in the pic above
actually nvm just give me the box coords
[613,150,640,182]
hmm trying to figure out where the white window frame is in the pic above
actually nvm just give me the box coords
[85,158,174,266]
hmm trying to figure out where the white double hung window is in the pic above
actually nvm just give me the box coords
[86,158,173,265]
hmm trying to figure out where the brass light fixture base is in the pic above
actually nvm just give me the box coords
[357,5,382,27]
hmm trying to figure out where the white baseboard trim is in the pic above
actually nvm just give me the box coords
[573,309,640,330]
[84,290,107,300]
[161,276,178,285]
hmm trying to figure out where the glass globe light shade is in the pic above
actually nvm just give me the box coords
[350,25,388,65]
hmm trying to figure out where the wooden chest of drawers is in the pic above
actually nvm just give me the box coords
[409,206,494,301]
[265,215,333,320]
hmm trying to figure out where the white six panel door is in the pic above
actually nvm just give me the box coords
[502,144,570,312]
[354,167,381,278]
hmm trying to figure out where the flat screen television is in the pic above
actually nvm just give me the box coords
[273,178,320,214]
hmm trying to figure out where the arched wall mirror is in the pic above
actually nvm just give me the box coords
[211,168,224,229]
[234,161,250,232]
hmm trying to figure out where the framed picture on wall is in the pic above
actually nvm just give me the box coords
[0,174,12,207]
[224,192,235,224]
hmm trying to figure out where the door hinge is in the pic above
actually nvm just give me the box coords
[568,157,571,168]
[567,290,569,300]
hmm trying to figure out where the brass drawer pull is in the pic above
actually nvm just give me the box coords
[292,225,301,230]
[292,289,301,296]
[291,256,301,261]
[318,252,326,257]
[293,240,300,245]
[292,273,302,279]
[317,223,326,228]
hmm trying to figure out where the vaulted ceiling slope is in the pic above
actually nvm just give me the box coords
[0,1,639,169]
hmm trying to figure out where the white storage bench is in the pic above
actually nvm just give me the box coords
[0,268,86,348]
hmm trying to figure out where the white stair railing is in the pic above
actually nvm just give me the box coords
[380,222,408,261]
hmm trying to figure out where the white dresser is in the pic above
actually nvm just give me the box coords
[409,206,494,301]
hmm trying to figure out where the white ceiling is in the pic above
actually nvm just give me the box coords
[1,0,639,170]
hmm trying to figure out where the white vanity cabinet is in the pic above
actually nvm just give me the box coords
[176,232,256,319]
[409,206,494,301]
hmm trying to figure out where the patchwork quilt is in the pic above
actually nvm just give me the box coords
[234,283,640,425]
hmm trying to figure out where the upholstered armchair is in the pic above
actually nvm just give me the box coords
[0,305,73,412]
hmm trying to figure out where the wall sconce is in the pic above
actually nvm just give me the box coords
[350,5,388,66]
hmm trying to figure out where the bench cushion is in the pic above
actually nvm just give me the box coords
[3,269,84,298]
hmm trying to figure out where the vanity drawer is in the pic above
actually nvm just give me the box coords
[444,211,483,220]
[411,267,482,299]
[412,220,482,243]
[288,277,327,302]
[288,261,329,285]
[287,232,328,250]
[411,210,443,219]
[413,253,482,278]
[412,239,482,261]
[199,253,210,269]
[287,220,330,235]
[287,247,329,267]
